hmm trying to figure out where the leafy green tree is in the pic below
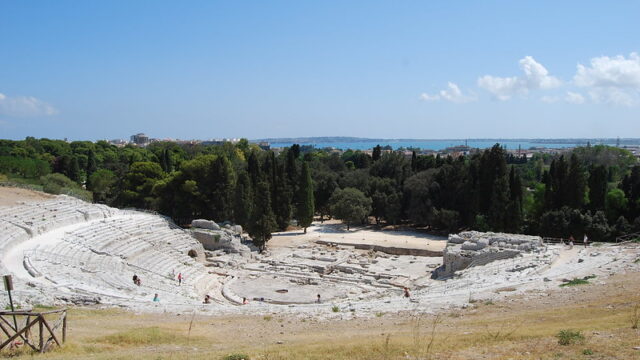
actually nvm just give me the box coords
[613,215,631,238]
[621,166,640,220]
[435,208,460,232]
[606,188,628,223]
[404,169,438,226]
[89,169,117,203]
[587,211,612,242]
[329,187,372,230]
[312,167,338,221]
[296,162,315,233]
[119,161,165,209]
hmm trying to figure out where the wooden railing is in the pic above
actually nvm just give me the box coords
[0,309,67,353]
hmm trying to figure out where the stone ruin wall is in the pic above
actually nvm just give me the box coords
[439,231,543,277]
[190,219,253,253]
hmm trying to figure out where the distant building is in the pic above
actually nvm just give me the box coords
[443,145,472,155]
[258,142,270,150]
[130,133,150,146]
[202,138,241,146]
[108,139,128,146]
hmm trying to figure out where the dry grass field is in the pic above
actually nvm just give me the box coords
[3,270,639,360]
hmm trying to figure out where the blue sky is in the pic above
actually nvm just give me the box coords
[1,1,639,141]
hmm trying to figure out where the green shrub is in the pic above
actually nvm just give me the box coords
[556,329,584,345]
[332,305,340,313]
[40,173,92,201]
[560,278,590,287]
[223,354,250,360]
[582,349,593,355]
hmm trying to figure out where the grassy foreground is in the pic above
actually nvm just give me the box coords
[2,272,640,360]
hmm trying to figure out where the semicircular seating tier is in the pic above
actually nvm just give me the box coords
[0,195,222,306]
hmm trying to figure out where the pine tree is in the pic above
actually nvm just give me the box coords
[297,162,315,233]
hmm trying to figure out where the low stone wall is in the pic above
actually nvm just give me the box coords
[316,240,442,257]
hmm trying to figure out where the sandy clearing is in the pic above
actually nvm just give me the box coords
[270,220,447,253]
[0,186,53,206]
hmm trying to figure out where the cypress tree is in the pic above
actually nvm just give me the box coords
[233,172,252,228]
[505,166,523,232]
[248,180,277,251]
[411,151,417,172]
[297,162,315,233]
[87,150,98,177]
[211,155,235,221]
[68,156,81,183]
[372,145,382,162]
[161,149,173,173]
[247,151,261,187]
[588,165,608,210]
[272,162,292,230]
[566,154,586,208]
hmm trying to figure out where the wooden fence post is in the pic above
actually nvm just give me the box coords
[38,316,44,353]
[62,312,67,343]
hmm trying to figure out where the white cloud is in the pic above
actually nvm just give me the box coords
[420,82,476,103]
[573,53,640,106]
[0,92,58,117]
[478,56,561,100]
[574,53,640,88]
[565,91,585,104]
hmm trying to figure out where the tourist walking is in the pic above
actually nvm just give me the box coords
[153,293,160,302]
[177,272,182,285]
[316,294,321,303]
[584,234,589,247]
[403,287,410,298]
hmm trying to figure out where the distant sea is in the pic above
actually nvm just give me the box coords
[268,139,610,151]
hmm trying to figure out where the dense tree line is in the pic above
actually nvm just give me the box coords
[1,137,639,247]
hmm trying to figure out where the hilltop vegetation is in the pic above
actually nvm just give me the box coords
[1,138,639,246]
